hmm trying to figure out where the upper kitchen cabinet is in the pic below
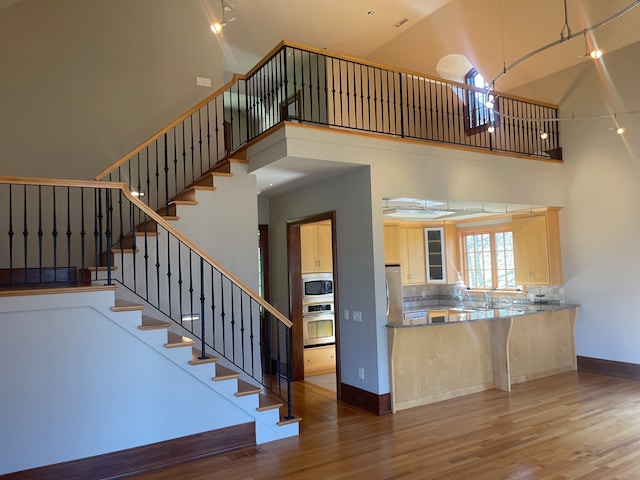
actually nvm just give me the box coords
[384,222,401,264]
[398,225,426,285]
[301,221,333,273]
[512,208,563,285]
[424,223,459,283]
[424,227,446,283]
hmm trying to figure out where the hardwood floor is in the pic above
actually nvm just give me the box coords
[129,372,640,479]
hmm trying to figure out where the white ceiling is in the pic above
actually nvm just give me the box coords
[209,0,640,212]
[213,0,452,74]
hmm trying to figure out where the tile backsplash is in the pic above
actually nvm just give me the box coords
[402,283,564,311]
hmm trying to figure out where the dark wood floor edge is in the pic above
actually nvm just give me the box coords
[339,382,392,415]
[1,422,255,480]
[577,355,640,381]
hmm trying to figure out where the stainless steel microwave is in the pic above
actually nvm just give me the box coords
[302,272,334,304]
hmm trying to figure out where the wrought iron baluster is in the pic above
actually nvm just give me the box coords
[37,186,43,283]
[210,268,216,351]
[198,257,209,360]
[249,295,255,376]
[173,128,179,195]
[105,189,113,285]
[166,232,172,317]
[231,286,236,362]
[240,291,246,370]
[178,242,183,324]
[206,103,211,171]
[163,133,170,216]
[284,325,293,420]
[65,187,71,274]
[198,109,203,177]
[7,185,14,285]
[116,189,124,284]
[141,205,150,301]
[220,271,226,356]
[188,249,195,334]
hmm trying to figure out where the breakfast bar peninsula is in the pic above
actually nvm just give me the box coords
[385,304,578,412]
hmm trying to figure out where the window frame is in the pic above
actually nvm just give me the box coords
[463,68,496,135]
[458,224,519,291]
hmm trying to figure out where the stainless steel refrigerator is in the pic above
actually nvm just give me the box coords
[385,264,403,324]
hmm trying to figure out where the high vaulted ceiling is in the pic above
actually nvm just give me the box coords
[211,0,640,94]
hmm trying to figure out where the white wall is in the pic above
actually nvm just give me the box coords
[512,41,640,364]
[263,124,566,396]
[0,0,223,180]
[0,291,250,475]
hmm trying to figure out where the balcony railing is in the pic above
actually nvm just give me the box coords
[95,41,561,214]
[0,177,294,419]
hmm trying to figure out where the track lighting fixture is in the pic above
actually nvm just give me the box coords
[484,1,639,136]
[589,48,603,59]
[211,0,236,34]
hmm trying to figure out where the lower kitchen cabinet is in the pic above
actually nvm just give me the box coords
[304,344,336,376]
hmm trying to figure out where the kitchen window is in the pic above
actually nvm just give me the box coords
[461,227,517,290]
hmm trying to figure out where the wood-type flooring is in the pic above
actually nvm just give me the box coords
[129,371,640,479]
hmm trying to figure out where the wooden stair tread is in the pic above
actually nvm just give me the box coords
[138,315,170,330]
[192,174,216,188]
[189,347,219,365]
[171,199,198,206]
[213,364,240,381]
[86,265,118,272]
[173,186,216,202]
[257,394,283,412]
[277,416,302,426]
[110,247,139,254]
[165,331,196,348]
[236,379,261,397]
[112,300,144,312]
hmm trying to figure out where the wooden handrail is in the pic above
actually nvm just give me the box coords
[93,70,250,182]
[0,176,293,329]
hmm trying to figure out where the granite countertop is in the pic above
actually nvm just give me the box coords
[386,303,579,328]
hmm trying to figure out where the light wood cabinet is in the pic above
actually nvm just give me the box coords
[383,223,401,264]
[512,208,563,285]
[425,227,447,283]
[301,222,333,273]
[304,344,336,376]
[398,226,426,285]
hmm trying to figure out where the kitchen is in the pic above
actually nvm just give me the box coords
[299,220,337,389]
[382,197,577,411]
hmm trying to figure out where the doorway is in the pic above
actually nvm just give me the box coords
[287,212,340,398]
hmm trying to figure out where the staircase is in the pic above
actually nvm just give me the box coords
[108,298,300,445]
[0,165,298,476]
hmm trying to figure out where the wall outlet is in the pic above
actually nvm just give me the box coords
[353,311,362,322]
[196,76,212,87]
[344,309,349,320]
[358,367,365,380]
